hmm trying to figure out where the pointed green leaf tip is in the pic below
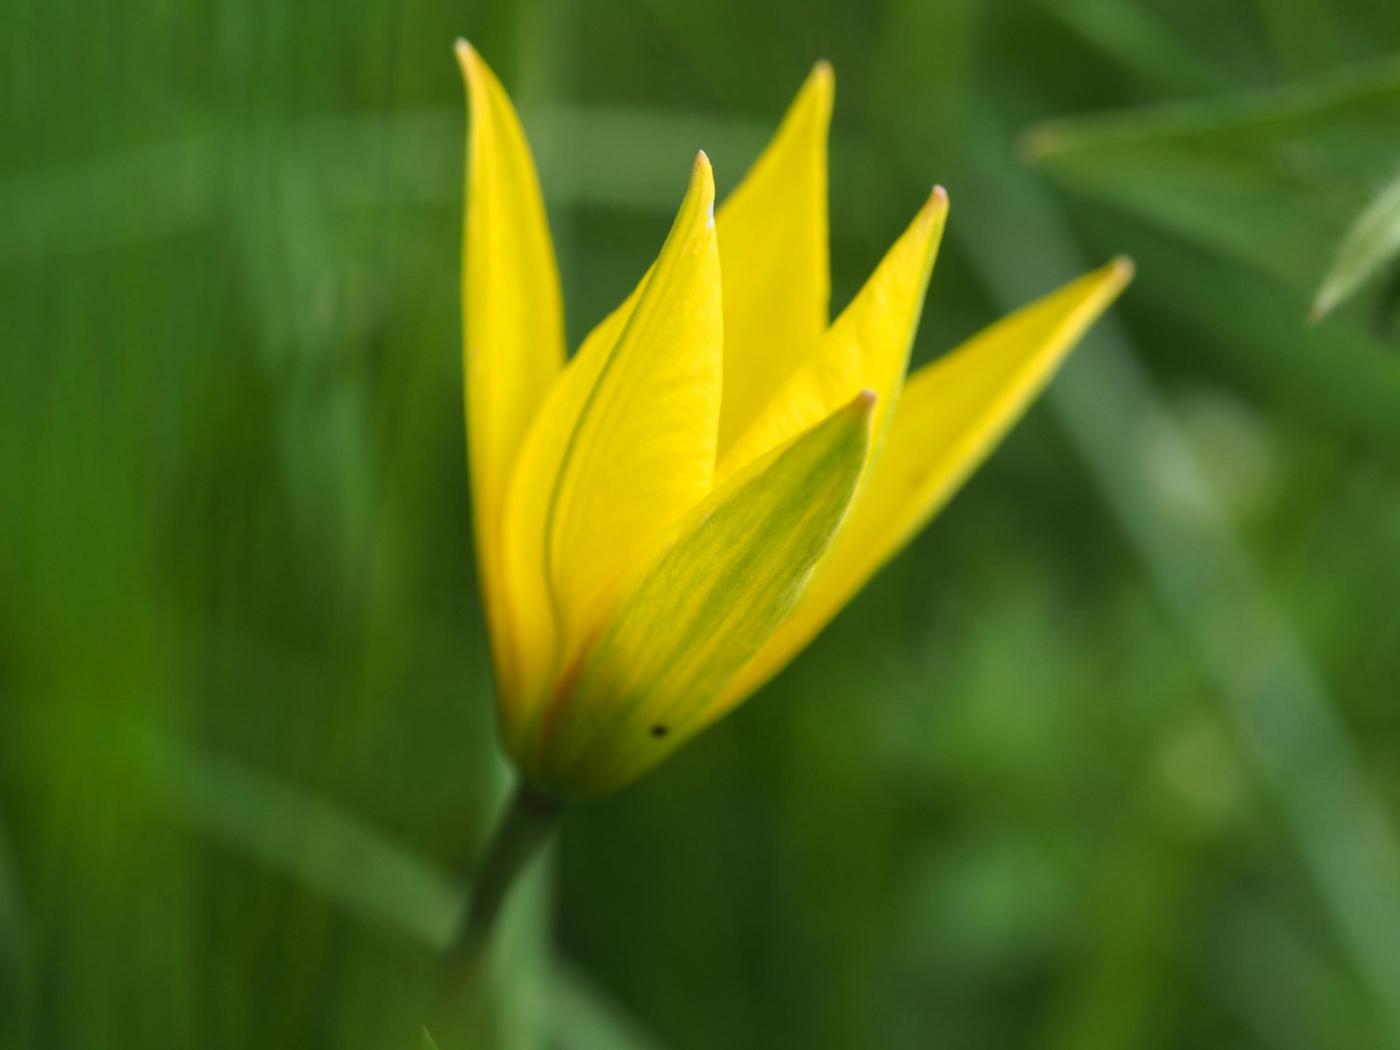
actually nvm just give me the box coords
[1311,170,1400,322]
[523,390,876,797]
[421,1028,441,1050]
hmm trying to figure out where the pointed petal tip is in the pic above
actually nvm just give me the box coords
[454,38,490,90]
[689,149,716,207]
[454,37,476,74]
[925,184,950,218]
[853,388,878,412]
[1107,255,1136,287]
[907,184,952,236]
[793,59,834,119]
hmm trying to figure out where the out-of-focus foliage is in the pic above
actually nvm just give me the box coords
[1311,170,1400,320]
[3,1,1399,1049]
[1024,57,1400,296]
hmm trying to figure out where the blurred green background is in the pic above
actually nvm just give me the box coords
[6,0,1400,1047]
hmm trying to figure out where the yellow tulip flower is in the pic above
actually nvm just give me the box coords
[455,41,1130,801]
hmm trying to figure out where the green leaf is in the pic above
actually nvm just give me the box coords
[421,1028,441,1050]
[1311,169,1400,321]
[1023,58,1400,297]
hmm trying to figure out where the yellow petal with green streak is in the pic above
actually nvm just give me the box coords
[526,391,876,797]
[718,188,947,483]
[499,154,723,735]
[714,62,833,459]
[715,257,1134,710]
[497,287,639,729]
[457,41,565,701]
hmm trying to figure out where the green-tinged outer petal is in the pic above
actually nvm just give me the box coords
[526,391,877,797]
[499,154,722,742]
[718,187,947,482]
[715,62,833,458]
[716,258,1135,711]
[457,41,565,701]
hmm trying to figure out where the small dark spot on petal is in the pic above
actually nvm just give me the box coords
[651,724,668,738]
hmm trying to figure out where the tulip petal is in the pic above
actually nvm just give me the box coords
[527,391,876,796]
[716,189,946,484]
[457,41,565,697]
[718,188,947,482]
[496,298,621,733]
[715,62,833,458]
[717,258,1135,709]
[500,154,723,724]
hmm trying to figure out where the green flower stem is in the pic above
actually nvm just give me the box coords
[447,779,562,974]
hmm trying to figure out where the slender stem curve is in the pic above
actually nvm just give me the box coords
[447,779,562,974]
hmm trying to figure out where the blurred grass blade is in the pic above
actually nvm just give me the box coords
[554,961,666,1050]
[421,1028,441,1050]
[965,108,1400,1044]
[1083,205,1400,458]
[151,733,463,951]
[1253,0,1341,78]
[1209,903,1358,1050]
[0,139,215,264]
[1023,58,1400,295]
[152,734,665,1049]
[1311,170,1400,321]
[1041,0,1227,96]
[0,107,778,271]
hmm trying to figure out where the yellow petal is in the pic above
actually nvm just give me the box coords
[714,61,833,458]
[499,153,723,736]
[718,187,947,482]
[526,391,876,797]
[457,41,565,699]
[494,295,622,746]
[716,257,1135,709]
